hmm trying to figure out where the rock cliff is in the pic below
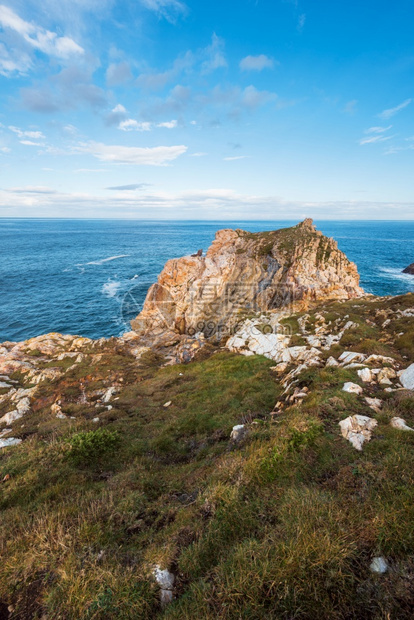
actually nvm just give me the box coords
[131,218,363,341]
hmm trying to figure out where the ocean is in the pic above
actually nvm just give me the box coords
[0,219,413,343]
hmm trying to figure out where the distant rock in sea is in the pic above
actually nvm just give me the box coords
[402,262,414,275]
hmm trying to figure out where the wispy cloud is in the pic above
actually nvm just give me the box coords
[364,125,392,134]
[223,155,249,161]
[359,134,394,146]
[378,98,412,119]
[140,0,188,23]
[297,13,306,32]
[118,118,178,131]
[0,4,84,76]
[75,141,188,166]
[106,183,150,191]
[343,99,357,114]
[239,54,275,71]
[201,33,227,73]
[8,126,45,139]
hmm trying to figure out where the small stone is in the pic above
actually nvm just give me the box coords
[230,424,247,442]
[342,382,363,395]
[163,401,172,408]
[92,417,100,423]
[365,397,382,412]
[0,437,22,449]
[370,557,388,574]
[325,356,339,367]
[390,417,414,431]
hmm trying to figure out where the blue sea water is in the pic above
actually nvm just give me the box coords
[0,219,413,343]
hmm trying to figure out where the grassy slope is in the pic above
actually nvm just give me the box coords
[0,294,414,619]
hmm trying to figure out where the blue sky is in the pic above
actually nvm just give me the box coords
[0,0,413,219]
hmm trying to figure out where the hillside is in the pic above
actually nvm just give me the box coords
[1,224,414,619]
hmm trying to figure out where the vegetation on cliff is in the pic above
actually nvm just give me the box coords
[1,293,414,618]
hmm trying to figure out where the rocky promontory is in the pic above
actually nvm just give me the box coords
[132,219,363,342]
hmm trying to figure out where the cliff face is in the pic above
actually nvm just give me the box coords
[131,219,364,340]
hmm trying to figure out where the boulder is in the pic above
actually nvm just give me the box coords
[399,364,414,390]
[342,382,363,395]
[339,415,378,451]
[390,417,414,431]
[358,368,372,383]
[339,351,366,365]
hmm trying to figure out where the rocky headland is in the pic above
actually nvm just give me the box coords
[0,220,414,619]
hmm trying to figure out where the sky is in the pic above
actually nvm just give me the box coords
[0,0,413,219]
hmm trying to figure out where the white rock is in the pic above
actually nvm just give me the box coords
[390,417,414,431]
[377,368,397,385]
[0,381,12,388]
[153,566,175,590]
[365,354,396,366]
[358,368,373,383]
[325,356,339,367]
[0,409,22,425]
[0,428,12,438]
[339,415,378,451]
[163,401,172,408]
[230,424,247,442]
[370,557,388,574]
[0,437,22,449]
[92,417,100,423]
[339,351,366,365]
[342,382,363,395]
[399,364,414,390]
[103,387,117,403]
[365,397,382,412]
[160,589,173,605]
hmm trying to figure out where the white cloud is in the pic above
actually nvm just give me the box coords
[19,139,44,146]
[223,155,249,161]
[157,119,178,128]
[378,99,412,119]
[8,126,45,139]
[119,119,152,132]
[75,141,188,166]
[0,145,10,153]
[190,152,207,157]
[359,134,394,145]
[364,125,392,134]
[239,54,275,72]
[0,4,84,72]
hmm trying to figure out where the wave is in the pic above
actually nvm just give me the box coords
[76,254,130,267]
[102,280,122,298]
[379,267,414,285]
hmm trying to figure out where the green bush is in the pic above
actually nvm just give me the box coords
[67,428,120,465]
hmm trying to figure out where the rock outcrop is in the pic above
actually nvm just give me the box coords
[132,219,363,341]
[402,262,414,275]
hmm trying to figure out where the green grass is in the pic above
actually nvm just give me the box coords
[1,295,414,618]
